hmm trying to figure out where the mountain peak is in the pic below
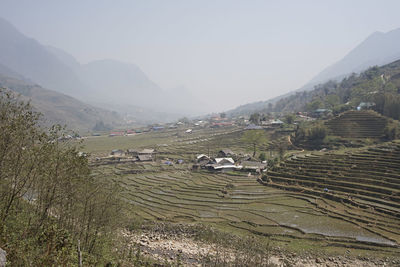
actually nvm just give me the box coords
[303,27,400,88]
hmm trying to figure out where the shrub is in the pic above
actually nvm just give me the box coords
[258,152,266,161]
[383,125,398,140]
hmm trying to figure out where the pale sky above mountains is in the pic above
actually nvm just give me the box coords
[1,0,400,111]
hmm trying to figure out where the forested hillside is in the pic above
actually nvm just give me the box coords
[272,59,400,120]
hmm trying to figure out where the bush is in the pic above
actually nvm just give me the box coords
[383,125,398,140]
[285,114,295,124]
[258,152,266,161]
[292,123,327,149]
[308,124,327,141]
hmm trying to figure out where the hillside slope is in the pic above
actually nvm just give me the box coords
[325,110,388,138]
[271,59,400,117]
[227,28,400,116]
[263,141,400,244]
[0,17,87,97]
[303,28,400,90]
[0,74,121,132]
[79,59,163,106]
[0,17,205,118]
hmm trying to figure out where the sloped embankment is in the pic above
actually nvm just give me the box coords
[263,141,400,245]
[325,110,388,138]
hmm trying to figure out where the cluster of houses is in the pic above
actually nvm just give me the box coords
[193,149,267,173]
[110,148,155,162]
[109,129,142,137]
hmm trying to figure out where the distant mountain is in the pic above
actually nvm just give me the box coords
[0,17,87,97]
[0,17,205,120]
[302,28,400,90]
[0,73,122,132]
[0,62,26,81]
[79,59,163,106]
[47,50,206,116]
[227,28,400,116]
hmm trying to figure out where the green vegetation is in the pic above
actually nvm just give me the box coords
[0,88,128,265]
[285,114,295,124]
[241,130,269,156]
[325,110,388,139]
[293,123,327,149]
[262,60,400,118]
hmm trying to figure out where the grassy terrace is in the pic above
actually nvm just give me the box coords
[264,141,400,248]
[85,127,399,257]
[325,110,388,138]
[94,164,398,256]
[83,126,247,157]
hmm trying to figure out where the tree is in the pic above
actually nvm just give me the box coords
[249,113,261,125]
[276,142,288,160]
[241,130,268,157]
[92,121,111,131]
[305,99,323,111]
[220,112,226,118]
[0,88,125,265]
[307,124,327,146]
[384,125,398,140]
[325,94,340,109]
[178,117,190,124]
[285,114,295,124]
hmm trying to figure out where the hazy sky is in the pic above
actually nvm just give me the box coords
[1,0,400,111]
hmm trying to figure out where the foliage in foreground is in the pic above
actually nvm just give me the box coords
[0,88,125,265]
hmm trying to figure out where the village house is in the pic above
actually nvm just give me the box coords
[137,154,152,162]
[270,119,284,126]
[312,109,332,118]
[245,124,263,130]
[126,129,135,136]
[139,149,155,155]
[357,102,375,110]
[152,126,164,131]
[241,160,267,172]
[109,131,125,137]
[125,149,139,157]
[193,154,212,169]
[215,158,235,165]
[137,149,156,161]
[206,157,242,172]
[110,149,125,157]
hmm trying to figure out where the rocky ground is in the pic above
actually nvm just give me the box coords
[122,229,399,267]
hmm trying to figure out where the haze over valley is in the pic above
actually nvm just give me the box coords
[1,1,400,266]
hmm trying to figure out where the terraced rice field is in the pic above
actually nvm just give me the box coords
[83,126,280,161]
[93,159,399,254]
[265,141,400,247]
[86,126,399,255]
[325,110,387,138]
[83,126,247,157]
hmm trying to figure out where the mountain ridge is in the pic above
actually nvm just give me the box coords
[0,17,205,119]
[227,27,400,116]
[0,72,122,132]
